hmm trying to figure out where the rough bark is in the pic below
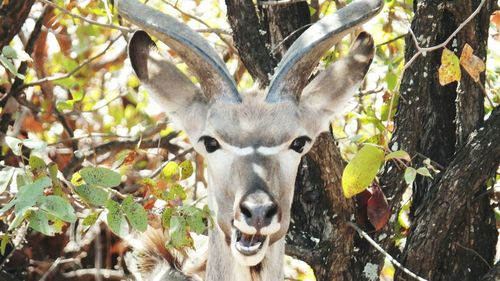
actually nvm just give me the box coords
[480,262,500,281]
[286,133,353,281]
[225,0,276,86]
[226,2,354,280]
[0,0,35,50]
[352,0,497,279]
[397,106,499,280]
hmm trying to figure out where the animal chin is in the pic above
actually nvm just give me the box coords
[230,227,269,266]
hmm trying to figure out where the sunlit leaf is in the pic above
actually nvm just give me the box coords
[404,167,417,185]
[416,167,432,178]
[385,150,411,162]
[162,162,179,179]
[438,48,461,86]
[0,167,15,194]
[74,184,109,206]
[39,195,77,223]
[83,212,100,226]
[459,43,485,82]
[4,136,23,156]
[0,234,10,255]
[106,200,128,237]
[122,196,148,232]
[10,177,51,216]
[179,160,193,180]
[28,210,55,236]
[0,55,25,79]
[342,145,384,198]
[80,167,121,188]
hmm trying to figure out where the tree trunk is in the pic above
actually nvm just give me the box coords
[353,0,498,280]
[0,0,35,49]
[225,1,355,280]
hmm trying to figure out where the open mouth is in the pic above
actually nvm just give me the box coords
[234,228,268,256]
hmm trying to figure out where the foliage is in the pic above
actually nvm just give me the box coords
[0,0,498,280]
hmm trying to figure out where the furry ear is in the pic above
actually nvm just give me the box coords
[128,31,208,136]
[129,31,203,114]
[300,32,374,121]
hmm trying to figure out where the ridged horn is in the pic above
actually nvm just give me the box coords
[117,0,241,103]
[266,0,384,103]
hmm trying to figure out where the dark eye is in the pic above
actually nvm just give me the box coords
[200,136,220,153]
[289,136,311,153]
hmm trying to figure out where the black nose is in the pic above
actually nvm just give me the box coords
[239,191,278,230]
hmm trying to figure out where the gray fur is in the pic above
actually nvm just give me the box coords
[119,0,383,280]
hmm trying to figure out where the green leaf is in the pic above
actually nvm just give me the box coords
[162,162,179,179]
[169,215,190,248]
[28,210,55,236]
[397,201,411,229]
[80,167,121,188]
[179,160,193,180]
[106,200,128,237]
[0,234,10,255]
[4,136,23,156]
[83,212,99,226]
[74,184,109,206]
[385,150,411,162]
[0,55,25,79]
[13,177,51,216]
[342,145,384,198]
[39,195,77,223]
[2,46,17,59]
[122,196,148,232]
[416,167,432,178]
[56,100,75,112]
[29,154,47,177]
[185,207,206,234]
[23,139,47,152]
[166,184,187,201]
[0,167,15,194]
[404,167,417,185]
[162,207,174,228]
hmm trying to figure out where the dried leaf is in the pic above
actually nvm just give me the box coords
[459,43,485,82]
[367,185,390,231]
[438,48,461,86]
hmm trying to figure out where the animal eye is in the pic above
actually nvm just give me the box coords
[200,136,220,153]
[289,136,311,153]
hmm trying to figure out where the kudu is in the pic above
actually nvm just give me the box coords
[117,0,383,280]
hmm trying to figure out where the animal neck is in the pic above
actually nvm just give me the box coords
[205,228,284,281]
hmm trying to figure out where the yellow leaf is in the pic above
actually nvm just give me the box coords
[342,145,384,198]
[459,43,485,82]
[438,48,461,86]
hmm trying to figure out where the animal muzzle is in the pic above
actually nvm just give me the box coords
[230,190,281,265]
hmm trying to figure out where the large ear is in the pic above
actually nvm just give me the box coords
[128,31,208,136]
[300,32,374,119]
[118,0,240,103]
[129,31,203,114]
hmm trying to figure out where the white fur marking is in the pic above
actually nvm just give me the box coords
[225,143,254,156]
[256,145,283,155]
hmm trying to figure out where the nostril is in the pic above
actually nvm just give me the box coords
[240,203,252,219]
[265,205,278,219]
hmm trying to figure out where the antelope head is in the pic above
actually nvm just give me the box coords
[119,0,382,268]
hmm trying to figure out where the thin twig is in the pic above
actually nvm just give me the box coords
[160,0,238,55]
[37,0,134,33]
[455,242,492,269]
[376,33,407,48]
[21,35,122,89]
[385,0,487,134]
[347,222,428,281]
[270,23,313,55]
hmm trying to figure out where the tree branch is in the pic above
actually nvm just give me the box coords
[398,105,500,279]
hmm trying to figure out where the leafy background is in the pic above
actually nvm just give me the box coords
[0,0,498,280]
